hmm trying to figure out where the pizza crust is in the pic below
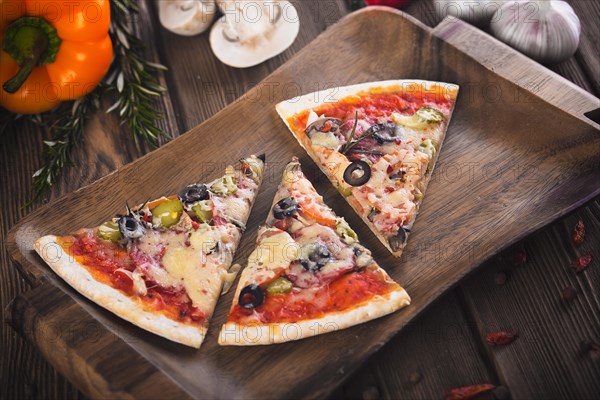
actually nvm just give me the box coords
[34,235,207,348]
[276,79,459,257]
[218,287,410,345]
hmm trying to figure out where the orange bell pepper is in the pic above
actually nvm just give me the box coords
[0,0,112,114]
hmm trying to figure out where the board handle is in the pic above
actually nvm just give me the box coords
[433,17,600,130]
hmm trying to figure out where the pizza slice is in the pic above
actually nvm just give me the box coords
[219,158,410,345]
[276,80,459,257]
[34,155,265,348]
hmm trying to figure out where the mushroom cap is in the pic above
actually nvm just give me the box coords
[159,0,217,36]
[209,1,300,68]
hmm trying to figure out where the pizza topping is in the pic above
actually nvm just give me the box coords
[391,106,444,130]
[218,196,250,229]
[115,268,148,296]
[335,218,358,244]
[239,283,264,309]
[240,155,265,183]
[388,226,409,252]
[211,175,238,196]
[353,244,373,268]
[418,139,436,159]
[151,199,184,228]
[344,160,372,186]
[178,183,209,205]
[299,243,331,272]
[368,123,401,144]
[273,197,299,219]
[266,276,293,294]
[305,117,343,135]
[118,214,146,240]
[97,221,122,242]
[192,200,213,223]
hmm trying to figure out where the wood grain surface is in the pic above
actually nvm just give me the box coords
[2,1,599,399]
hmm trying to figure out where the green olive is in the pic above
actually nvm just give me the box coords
[266,276,293,294]
[192,200,212,223]
[97,221,121,242]
[152,199,183,228]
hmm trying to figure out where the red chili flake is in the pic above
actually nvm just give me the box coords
[572,255,593,272]
[487,331,519,346]
[143,213,150,222]
[445,384,495,400]
[321,120,332,132]
[191,221,200,230]
[387,164,393,174]
[572,220,585,246]
[560,286,578,302]
[514,247,526,267]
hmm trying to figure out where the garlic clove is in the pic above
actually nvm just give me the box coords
[210,0,300,68]
[490,0,581,64]
[159,0,217,36]
[434,0,508,26]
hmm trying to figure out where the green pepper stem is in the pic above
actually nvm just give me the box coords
[2,17,61,94]
[3,38,46,94]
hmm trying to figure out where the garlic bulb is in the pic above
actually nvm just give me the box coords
[158,0,217,36]
[434,1,507,25]
[490,0,580,64]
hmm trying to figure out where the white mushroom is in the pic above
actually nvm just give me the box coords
[210,0,300,68]
[158,0,217,36]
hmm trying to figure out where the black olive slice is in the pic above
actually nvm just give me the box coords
[300,243,331,272]
[305,117,342,135]
[388,226,410,252]
[367,208,380,222]
[238,283,264,309]
[344,160,371,186]
[118,215,145,240]
[367,123,399,144]
[178,184,209,204]
[273,197,298,219]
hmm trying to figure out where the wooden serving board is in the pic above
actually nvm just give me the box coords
[7,8,600,399]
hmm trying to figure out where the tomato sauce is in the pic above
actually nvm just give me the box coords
[228,270,397,324]
[59,232,206,325]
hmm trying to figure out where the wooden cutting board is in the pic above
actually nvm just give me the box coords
[7,8,600,399]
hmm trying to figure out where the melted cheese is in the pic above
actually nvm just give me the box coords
[241,228,298,288]
[162,227,236,310]
[134,226,237,311]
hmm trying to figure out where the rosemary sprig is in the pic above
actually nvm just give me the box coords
[24,0,169,200]
[340,111,376,154]
[107,0,169,151]
[32,90,101,199]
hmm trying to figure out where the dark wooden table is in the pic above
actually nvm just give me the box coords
[2,1,599,398]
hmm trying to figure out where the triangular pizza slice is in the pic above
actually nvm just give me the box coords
[276,80,459,256]
[34,155,265,348]
[219,158,409,345]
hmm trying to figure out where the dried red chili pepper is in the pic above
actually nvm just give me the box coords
[560,286,578,302]
[487,331,519,346]
[572,220,585,246]
[445,384,495,400]
[572,255,593,272]
[514,247,526,267]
